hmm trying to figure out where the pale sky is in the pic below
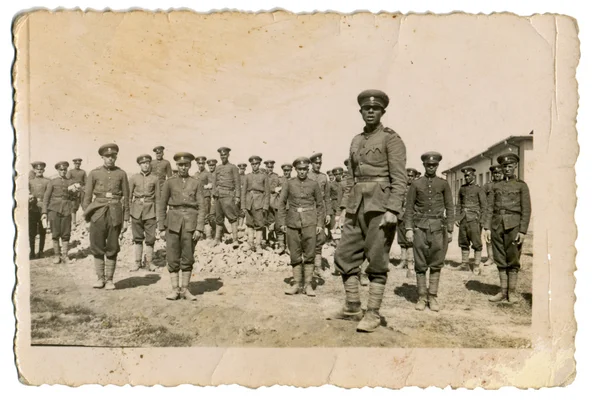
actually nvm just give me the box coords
[22,12,553,176]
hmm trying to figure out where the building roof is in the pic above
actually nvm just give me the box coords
[442,132,533,174]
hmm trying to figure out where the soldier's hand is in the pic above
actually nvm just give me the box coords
[193,230,202,241]
[41,214,48,229]
[406,229,414,244]
[86,222,91,232]
[316,226,323,235]
[281,226,287,234]
[514,232,524,245]
[378,211,397,228]
[455,221,460,227]
[160,230,166,240]
[447,231,453,243]
[483,229,491,243]
[234,197,241,206]
[325,215,331,225]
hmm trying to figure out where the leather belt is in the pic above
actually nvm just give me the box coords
[249,190,264,193]
[133,197,155,203]
[354,176,390,183]
[95,193,122,200]
[494,209,520,215]
[170,205,198,210]
[295,207,314,212]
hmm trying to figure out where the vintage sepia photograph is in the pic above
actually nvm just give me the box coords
[12,9,578,388]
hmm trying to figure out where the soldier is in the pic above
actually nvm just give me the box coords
[150,145,173,198]
[278,157,325,296]
[329,167,344,240]
[43,161,78,264]
[333,89,407,332]
[242,156,270,252]
[82,144,130,290]
[129,154,160,272]
[484,153,531,304]
[483,164,504,267]
[415,171,422,179]
[327,170,335,183]
[237,162,248,230]
[308,153,332,277]
[194,156,214,240]
[276,163,293,253]
[397,167,418,278]
[206,158,218,235]
[281,163,293,180]
[455,166,487,275]
[405,152,454,312]
[264,160,280,249]
[212,147,241,247]
[67,158,86,229]
[158,152,205,301]
[28,162,50,259]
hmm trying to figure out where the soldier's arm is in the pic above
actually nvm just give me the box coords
[129,176,136,205]
[315,182,325,228]
[82,171,87,185]
[485,187,494,230]
[276,180,289,228]
[385,133,408,215]
[166,161,173,177]
[82,171,94,210]
[456,187,463,218]
[121,171,130,222]
[323,179,332,216]
[519,182,532,234]
[233,165,241,199]
[340,149,354,210]
[195,181,205,231]
[157,180,169,230]
[478,186,488,224]
[42,180,53,214]
[264,176,271,211]
[404,184,417,230]
[444,181,454,232]
[241,174,247,210]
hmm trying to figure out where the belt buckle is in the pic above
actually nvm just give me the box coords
[106,192,113,198]
[297,207,303,212]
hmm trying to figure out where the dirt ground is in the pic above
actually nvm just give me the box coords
[29,222,532,348]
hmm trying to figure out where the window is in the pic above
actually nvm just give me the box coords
[486,172,490,183]
[479,173,483,185]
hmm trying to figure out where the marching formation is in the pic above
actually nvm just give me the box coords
[27,89,531,333]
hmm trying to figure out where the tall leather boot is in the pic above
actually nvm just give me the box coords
[507,268,520,304]
[254,229,263,254]
[489,268,508,302]
[93,257,105,289]
[166,272,180,300]
[212,225,223,247]
[304,264,316,297]
[399,247,407,269]
[52,240,61,264]
[131,243,143,271]
[406,248,415,278]
[484,242,495,266]
[415,272,428,311]
[231,223,240,249]
[428,270,441,312]
[104,258,117,290]
[37,229,46,259]
[61,240,70,264]
[459,249,470,270]
[357,282,385,332]
[145,245,155,271]
[276,232,286,255]
[473,251,482,275]
[180,270,197,301]
[29,234,36,259]
[285,264,304,295]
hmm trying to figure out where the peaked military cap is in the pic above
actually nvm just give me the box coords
[98,143,119,156]
[357,89,390,109]
[153,146,165,153]
[264,160,275,165]
[281,163,293,170]
[332,167,344,174]
[293,157,311,168]
[173,152,195,164]
[137,154,152,164]
[461,165,476,174]
[207,159,217,165]
[407,167,419,175]
[55,161,69,170]
[416,171,422,177]
[326,170,332,174]
[31,161,46,169]
[309,153,322,163]
[195,156,207,162]
[489,164,502,173]
[217,147,231,154]
[421,151,443,164]
[249,155,262,163]
[237,162,248,168]
[72,158,82,162]
[497,153,520,165]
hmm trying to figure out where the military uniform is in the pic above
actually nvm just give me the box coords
[82,144,130,290]
[158,152,205,301]
[28,162,50,259]
[129,154,160,271]
[206,159,218,234]
[264,160,280,247]
[43,162,77,264]
[150,146,173,198]
[405,152,454,312]
[278,157,325,296]
[396,167,418,277]
[334,90,407,332]
[67,159,86,222]
[328,168,343,230]
[308,153,333,274]
[242,156,270,251]
[487,153,531,304]
[194,156,214,239]
[482,164,503,266]
[213,147,241,246]
[237,163,248,228]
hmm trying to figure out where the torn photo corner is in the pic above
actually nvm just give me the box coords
[12,10,579,388]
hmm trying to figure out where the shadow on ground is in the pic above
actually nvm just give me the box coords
[115,274,161,289]
[394,283,418,303]
[189,278,223,295]
[465,280,499,296]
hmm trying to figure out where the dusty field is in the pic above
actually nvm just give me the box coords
[29,222,532,348]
